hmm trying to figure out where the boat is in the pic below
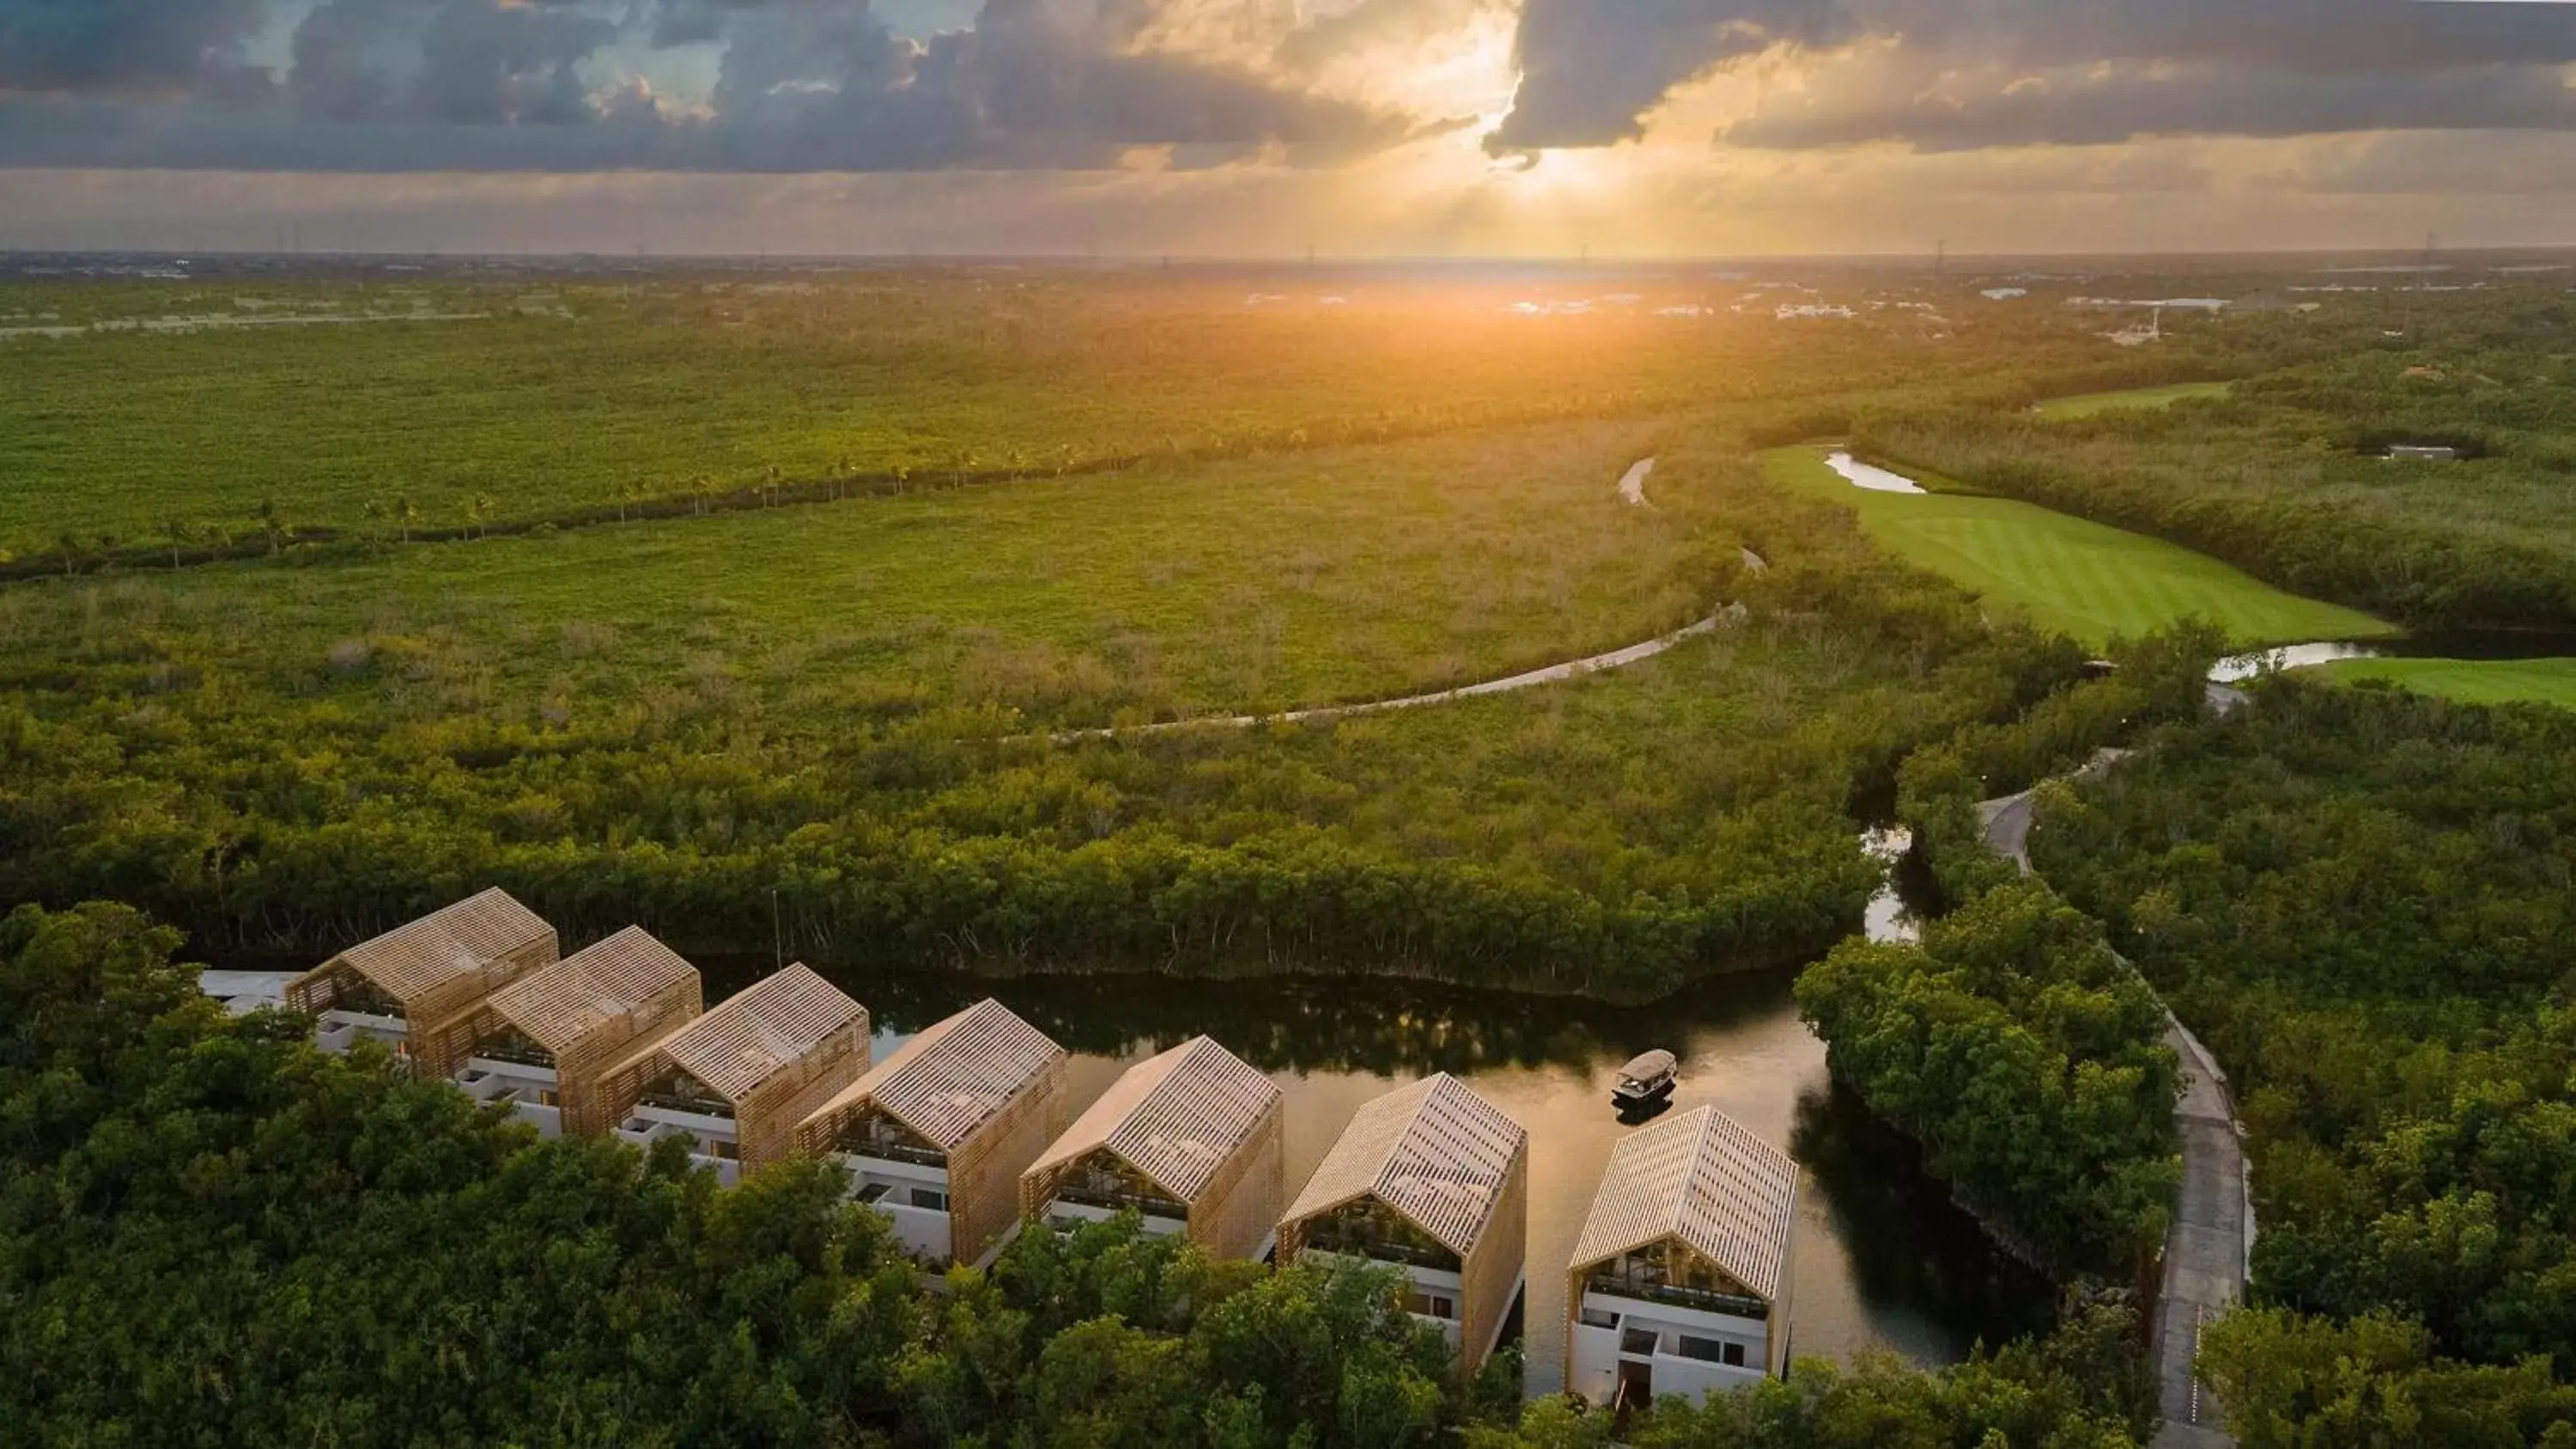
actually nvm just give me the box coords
[1611,1050,1678,1108]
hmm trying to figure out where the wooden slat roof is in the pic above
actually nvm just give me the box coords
[482,926,696,1052]
[811,998,1064,1151]
[1282,1073,1525,1258]
[1567,1105,1797,1304]
[1028,1035,1279,1203]
[331,888,554,1000]
[650,964,864,1103]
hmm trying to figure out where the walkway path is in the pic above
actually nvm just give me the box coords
[1062,458,1747,740]
[1976,746,2245,1449]
[1619,458,1656,506]
[1059,611,1736,739]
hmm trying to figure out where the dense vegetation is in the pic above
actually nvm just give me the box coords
[2199,1309,2576,1449]
[1795,882,2180,1276]
[0,899,2160,1446]
[2031,680,2576,1432]
[0,431,2090,1000]
[1856,291,2576,631]
[0,900,1479,1446]
[0,270,2141,567]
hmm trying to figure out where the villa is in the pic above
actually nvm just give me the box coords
[598,963,869,1181]
[283,888,560,1077]
[437,925,703,1137]
[1021,1034,1285,1260]
[1564,1106,1798,1412]
[1276,1073,1528,1378]
[798,997,1072,1269]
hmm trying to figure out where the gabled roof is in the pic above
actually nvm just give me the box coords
[482,926,696,1052]
[813,998,1065,1151]
[1029,1035,1279,1203]
[332,888,554,1001]
[648,964,863,1103]
[1567,1105,1798,1304]
[1283,1074,1525,1258]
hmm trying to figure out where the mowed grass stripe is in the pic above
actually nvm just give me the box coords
[1761,447,2395,649]
[2311,658,2576,710]
[2034,381,2233,419]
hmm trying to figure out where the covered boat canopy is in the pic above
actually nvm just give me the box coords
[1616,1050,1677,1084]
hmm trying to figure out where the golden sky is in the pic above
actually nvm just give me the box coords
[5,0,2575,255]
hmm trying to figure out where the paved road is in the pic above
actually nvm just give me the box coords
[2154,1021,2248,1449]
[1975,743,2245,1449]
[1055,610,1740,740]
[1977,747,2132,870]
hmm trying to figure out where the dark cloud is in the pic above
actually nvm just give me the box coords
[0,0,270,93]
[1727,57,2576,152]
[1486,0,1848,153]
[0,0,1422,170]
[1489,0,2576,153]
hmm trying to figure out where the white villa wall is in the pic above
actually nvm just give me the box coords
[315,1008,406,1057]
[1568,1289,1771,1408]
[618,1103,744,1186]
[456,1058,563,1138]
[1042,1197,1188,1238]
[1400,1263,1467,1349]
[839,1152,956,1264]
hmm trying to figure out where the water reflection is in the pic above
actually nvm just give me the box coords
[2213,631,2576,683]
[705,951,2054,1394]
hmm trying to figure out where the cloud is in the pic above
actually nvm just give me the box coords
[0,0,1428,171]
[1487,0,2576,154]
[0,0,273,93]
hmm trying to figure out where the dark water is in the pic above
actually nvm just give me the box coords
[704,933,2054,1394]
[2214,631,2576,682]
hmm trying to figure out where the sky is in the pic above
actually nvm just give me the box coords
[4,0,2576,257]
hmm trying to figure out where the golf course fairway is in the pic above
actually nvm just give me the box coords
[2311,657,2576,709]
[2034,381,2233,418]
[1762,446,2396,649]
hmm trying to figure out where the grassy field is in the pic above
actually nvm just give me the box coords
[0,421,2072,993]
[0,274,2046,564]
[12,420,1709,728]
[1859,337,2576,629]
[1760,446,2395,648]
[2311,656,2576,708]
[2033,381,2232,418]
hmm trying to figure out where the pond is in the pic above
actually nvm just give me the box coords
[2215,631,2576,682]
[702,848,2054,1396]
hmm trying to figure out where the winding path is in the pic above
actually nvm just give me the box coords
[1058,611,1735,740]
[1976,751,2248,1449]
[1060,458,1750,741]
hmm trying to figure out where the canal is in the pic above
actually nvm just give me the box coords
[706,876,2054,1394]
